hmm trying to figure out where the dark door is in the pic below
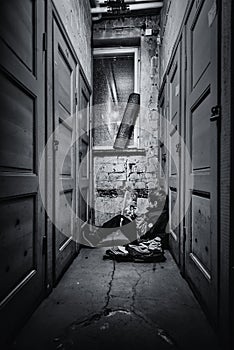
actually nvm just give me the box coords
[168,45,181,265]
[185,0,218,324]
[0,0,45,344]
[78,75,91,235]
[53,19,77,282]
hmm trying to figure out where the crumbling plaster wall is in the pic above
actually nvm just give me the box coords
[93,16,162,226]
[54,0,92,84]
[160,0,189,80]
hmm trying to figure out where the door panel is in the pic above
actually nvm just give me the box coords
[0,74,35,171]
[0,0,35,73]
[168,45,181,265]
[53,19,76,282]
[191,92,211,170]
[0,0,45,345]
[185,0,218,323]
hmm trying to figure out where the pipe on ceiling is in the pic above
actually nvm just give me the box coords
[97,0,161,3]
[91,1,163,14]
[92,13,103,21]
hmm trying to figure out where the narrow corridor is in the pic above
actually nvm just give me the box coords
[11,249,219,350]
[0,1,233,349]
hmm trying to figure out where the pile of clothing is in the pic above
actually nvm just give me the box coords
[103,236,166,263]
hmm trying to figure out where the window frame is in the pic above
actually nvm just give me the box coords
[93,47,140,150]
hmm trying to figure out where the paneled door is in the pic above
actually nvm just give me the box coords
[53,19,77,282]
[168,44,181,265]
[78,75,91,235]
[185,0,218,324]
[0,0,45,345]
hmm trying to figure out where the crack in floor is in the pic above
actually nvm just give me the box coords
[53,259,177,349]
[104,260,116,309]
[131,269,142,312]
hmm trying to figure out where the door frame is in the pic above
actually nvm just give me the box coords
[52,17,77,283]
[159,0,230,340]
[184,0,219,326]
[167,42,182,266]
[218,0,234,347]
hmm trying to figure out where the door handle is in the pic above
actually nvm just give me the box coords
[53,140,59,151]
[79,151,83,163]
[210,105,221,122]
[176,143,181,153]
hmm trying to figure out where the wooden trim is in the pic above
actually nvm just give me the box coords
[93,148,146,157]
[44,0,54,293]
[230,3,234,348]
[218,0,233,347]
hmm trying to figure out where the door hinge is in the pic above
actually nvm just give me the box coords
[75,89,78,105]
[183,226,187,243]
[42,236,47,255]
[210,105,221,122]
[185,54,187,71]
[176,143,181,154]
[53,139,59,151]
[43,32,47,52]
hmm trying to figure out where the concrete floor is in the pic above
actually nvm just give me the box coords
[11,249,220,350]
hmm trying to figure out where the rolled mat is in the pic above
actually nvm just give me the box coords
[113,93,140,149]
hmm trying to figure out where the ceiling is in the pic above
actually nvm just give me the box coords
[90,0,164,20]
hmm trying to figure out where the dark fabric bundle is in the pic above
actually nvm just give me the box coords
[113,93,140,149]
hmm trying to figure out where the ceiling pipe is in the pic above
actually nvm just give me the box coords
[97,0,161,3]
[92,13,103,21]
[91,1,163,14]
[91,0,103,21]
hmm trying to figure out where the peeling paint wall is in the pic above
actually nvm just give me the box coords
[54,0,92,84]
[160,0,189,79]
[93,16,162,226]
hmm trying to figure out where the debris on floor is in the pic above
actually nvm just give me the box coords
[103,236,166,262]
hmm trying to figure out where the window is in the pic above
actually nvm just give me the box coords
[93,47,140,149]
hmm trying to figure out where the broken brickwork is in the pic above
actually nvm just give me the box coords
[94,154,160,226]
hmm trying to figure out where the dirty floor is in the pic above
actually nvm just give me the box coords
[11,249,220,350]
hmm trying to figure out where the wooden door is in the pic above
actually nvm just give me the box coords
[53,19,77,282]
[185,0,218,324]
[168,45,181,265]
[78,75,91,234]
[0,0,45,344]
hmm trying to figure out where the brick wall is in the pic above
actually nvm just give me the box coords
[54,0,92,84]
[93,16,162,226]
[94,154,160,225]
